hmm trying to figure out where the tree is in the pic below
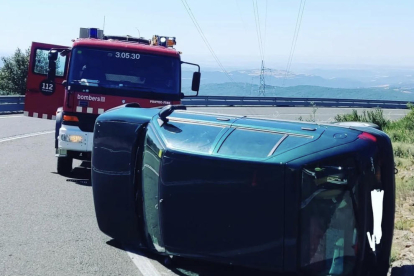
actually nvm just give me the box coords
[0,48,30,95]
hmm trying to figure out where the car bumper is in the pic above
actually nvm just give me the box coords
[57,125,93,157]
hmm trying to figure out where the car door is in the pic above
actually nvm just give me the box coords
[24,42,69,119]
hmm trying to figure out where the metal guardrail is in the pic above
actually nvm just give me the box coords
[182,96,413,109]
[0,96,25,113]
[0,95,412,114]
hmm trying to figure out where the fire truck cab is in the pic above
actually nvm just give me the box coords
[25,28,201,175]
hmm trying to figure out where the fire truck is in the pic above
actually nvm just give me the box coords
[24,28,201,175]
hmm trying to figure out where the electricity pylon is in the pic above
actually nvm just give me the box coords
[258,60,266,96]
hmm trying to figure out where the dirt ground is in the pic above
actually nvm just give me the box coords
[388,168,414,276]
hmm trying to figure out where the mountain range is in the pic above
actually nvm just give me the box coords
[181,68,414,101]
[192,83,414,102]
[184,68,414,89]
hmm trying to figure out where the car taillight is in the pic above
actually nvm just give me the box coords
[358,132,377,142]
[63,115,79,122]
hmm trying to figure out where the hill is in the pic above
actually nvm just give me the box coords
[194,83,414,101]
[184,68,414,90]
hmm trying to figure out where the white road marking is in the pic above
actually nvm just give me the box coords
[0,115,23,119]
[253,113,318,116]
[126,250,163,276]
[0,130,54,143]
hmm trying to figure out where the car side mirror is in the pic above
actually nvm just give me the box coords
[191,72,201,92]
[158,105,187,126]
[47,50,58,81]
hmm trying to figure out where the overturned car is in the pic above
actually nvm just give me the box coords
[92,105,395,276]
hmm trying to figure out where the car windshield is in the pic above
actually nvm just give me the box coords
[300,158,359,276]
[68,47,180,95]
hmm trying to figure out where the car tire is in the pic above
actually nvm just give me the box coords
[57,156,72,175]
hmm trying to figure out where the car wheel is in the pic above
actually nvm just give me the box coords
[57,156,73,175]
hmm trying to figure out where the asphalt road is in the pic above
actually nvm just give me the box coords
[0,107,410,276]
[0,116,142,276]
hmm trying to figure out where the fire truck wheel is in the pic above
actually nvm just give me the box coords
[57,157,73,175]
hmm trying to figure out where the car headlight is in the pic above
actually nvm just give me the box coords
[61,134,83,143]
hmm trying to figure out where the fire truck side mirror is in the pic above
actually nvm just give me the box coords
[47,50,58,81]
[191,72,201,92]
[181,61,200,97]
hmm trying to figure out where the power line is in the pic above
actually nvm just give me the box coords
[288,0,306,74]
[252,0,268,96]
[181,0,231,80]
[252,0,264,61]
[236,0,248,32]
[252,1,261,60]
[255,1,264,61]
[264,0,268,60]
[180,0,234,82]
[283,0,304,85]
[283,0,306,85]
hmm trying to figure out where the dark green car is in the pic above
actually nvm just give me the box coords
[92,105,395,276]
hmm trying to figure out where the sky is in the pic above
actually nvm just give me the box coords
[1,0,414,71]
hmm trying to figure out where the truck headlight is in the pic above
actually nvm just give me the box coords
[61,134,83,143]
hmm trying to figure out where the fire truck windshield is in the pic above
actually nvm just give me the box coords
[68,47,180,95]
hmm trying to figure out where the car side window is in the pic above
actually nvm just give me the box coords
[33,49,66,77]
[160,121,224,154]
[218,129,285,158]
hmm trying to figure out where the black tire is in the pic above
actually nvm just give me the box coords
[57,156,72,175]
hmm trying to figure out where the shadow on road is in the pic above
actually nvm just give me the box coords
[52,161,91,186]
[106,239,125,250]
[391,265,414,276]
[162,257,290,276]
[107,239,294,276]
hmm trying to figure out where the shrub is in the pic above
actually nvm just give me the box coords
[334,105,414,148]
[334,108,390,130]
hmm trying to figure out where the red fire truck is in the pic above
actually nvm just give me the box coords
[24,28,201,175]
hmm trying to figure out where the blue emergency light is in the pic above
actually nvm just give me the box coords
[89,28,98,39]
